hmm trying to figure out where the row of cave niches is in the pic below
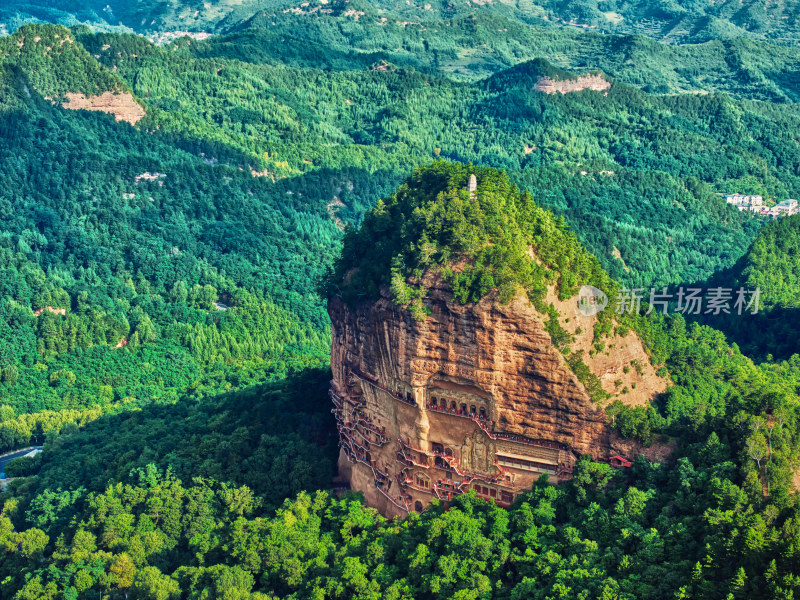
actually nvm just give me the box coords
[428,395,488,419]
[331,370,576,514]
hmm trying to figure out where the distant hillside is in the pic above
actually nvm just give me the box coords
[0,25,340,414]
[0,0,287,34]
[11,26,799,293]
[5,0,800,48]
[193,9,800,100]
[0,23,127,97]
[522,0,800,45]
[7,1,800,102]
[2,22,800,409]
[728,216,800,311]
[89,27,800,289]
[0,23,148,124]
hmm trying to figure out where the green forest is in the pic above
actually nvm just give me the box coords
[5,21,800,416]
[5,162,800,598]
[2,3,800,598]
[7,0,800,48]
[692,215,800,360]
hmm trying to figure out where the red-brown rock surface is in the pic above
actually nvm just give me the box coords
[329,275,668,517]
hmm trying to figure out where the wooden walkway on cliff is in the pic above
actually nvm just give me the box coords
[336,366,588,511]
[346,363,569,453]
[347,365,417,407]
[331,387,411,513]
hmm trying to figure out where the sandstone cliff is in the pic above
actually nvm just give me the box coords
[330,274,668,517]
[326,161,671,516]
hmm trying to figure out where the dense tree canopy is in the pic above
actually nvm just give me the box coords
[7,0,800,50]
[694,215,800,360]
[5,22,798,415]
[2,11,800,600]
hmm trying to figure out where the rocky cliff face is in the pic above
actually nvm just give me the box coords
[59,92,145,125]
[534,74,611,94]
[329,275,667,517]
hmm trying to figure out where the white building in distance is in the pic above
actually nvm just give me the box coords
[725,194,763,206]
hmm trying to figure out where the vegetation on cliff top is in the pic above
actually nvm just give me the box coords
[324,160,620,402]
[324,161,617,314]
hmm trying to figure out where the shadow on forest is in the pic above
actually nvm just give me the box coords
[699,305,800,362]
[14,366,338,514]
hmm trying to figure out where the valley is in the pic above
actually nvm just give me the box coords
[1,2,800,599]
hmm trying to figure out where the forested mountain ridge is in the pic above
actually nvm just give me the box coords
[8,0,800,101]
[3,21,800,418]
[0,0,287,36]
[101,25,800,284]
[0,23,340,419]
[5,0,800,49]
[719,216,800,312]
[3,12,800,599]
[206,8,800,99]
[0,23,129,98]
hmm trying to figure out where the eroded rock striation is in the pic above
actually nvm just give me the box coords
[330,275,666,517]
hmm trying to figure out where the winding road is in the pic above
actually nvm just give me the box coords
[0,446,42,478]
